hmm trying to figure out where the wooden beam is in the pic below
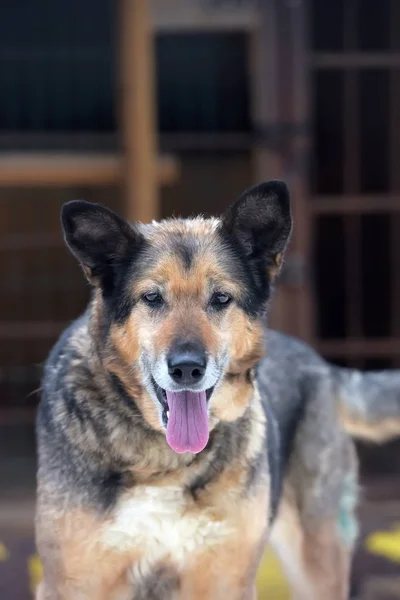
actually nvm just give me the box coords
[151,0,258,31]
[312,195,400,214]
[120,0,158,223]
[317,338,400,359]
[310,52,400,69]
[250,0,314,343]
[0,322,66,339]
[161,132,254,151]
[0,152,178,187]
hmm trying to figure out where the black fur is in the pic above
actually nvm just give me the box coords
[221,180,292,268]
[173,235,197,270]
[61,201,148,323]
[219,181,292,317]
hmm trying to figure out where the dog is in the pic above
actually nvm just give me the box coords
[35,180,400,599]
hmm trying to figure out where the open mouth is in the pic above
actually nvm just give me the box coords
[152,381,214,425]
[152,379,214,454]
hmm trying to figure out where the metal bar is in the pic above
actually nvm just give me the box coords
[344,215,363,339]
[284,0,314,343]
[251,0,314,342]
[390,0,400,366]
[342,0,362,364]
[310,53,400,69]
[312,195,400,214]
[318,338,400,358]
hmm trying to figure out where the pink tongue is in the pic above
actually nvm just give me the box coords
[165,390,209,454]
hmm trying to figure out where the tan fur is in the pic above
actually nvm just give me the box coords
[36,506,138,600]
[211,373,254,422]
[338,403,400,443]
[108,322,141,368]
[271,491,351,600]
[178,490,269,600]
[134,253,242,299]
[37,402,269,599]
[267,251,284,280]
[227,311,264,373]
[103,231,265,432]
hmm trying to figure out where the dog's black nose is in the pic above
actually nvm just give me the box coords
[167,344,207,385]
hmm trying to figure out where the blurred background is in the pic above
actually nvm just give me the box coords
[1,0,400,597]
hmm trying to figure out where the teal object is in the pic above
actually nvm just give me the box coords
[337,474,359,546]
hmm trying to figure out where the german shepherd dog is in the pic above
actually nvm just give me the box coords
[36,181,400,599]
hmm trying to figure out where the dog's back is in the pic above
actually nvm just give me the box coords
[259,329,400,450]
[255,330,400,599]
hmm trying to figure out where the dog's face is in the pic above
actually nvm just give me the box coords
[62,181,291,454]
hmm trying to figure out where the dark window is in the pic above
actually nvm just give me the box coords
[312,70,344,194]
[0,0,116,132]
[314,215,346,338]
[359,70,389,193]
[0,10,250,135]
[358,0,390,51]
[311,0,344,52]
[156,32,250,132]
[363,358,393,370]
[361,214,391,337]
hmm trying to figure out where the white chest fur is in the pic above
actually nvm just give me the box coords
[101,484,234,575]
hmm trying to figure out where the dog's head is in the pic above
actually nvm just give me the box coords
[62,181,291,454]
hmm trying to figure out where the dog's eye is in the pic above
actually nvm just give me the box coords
[211,292,232,307]
[143,291,163,306]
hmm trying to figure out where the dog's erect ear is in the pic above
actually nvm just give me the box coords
[61,201,142,285]
[221,180,292,277]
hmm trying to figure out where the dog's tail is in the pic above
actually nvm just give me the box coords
[334,366,400,443]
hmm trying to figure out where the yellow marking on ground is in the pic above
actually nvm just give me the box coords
[28,554,43,593]
[0,542,9,561]
[256,547,290,599]
[365,523,400,563]
[25,547,289,596]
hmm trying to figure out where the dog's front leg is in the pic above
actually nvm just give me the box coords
[35,506,135,600]
[36,570,133,600]
[179,533,266,600]
[178,489,269,599]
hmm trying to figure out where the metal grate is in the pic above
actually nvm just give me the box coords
[311,0,400,368]
[0,187,122,408]
[0,0,116,132]
[156,32,250,133]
